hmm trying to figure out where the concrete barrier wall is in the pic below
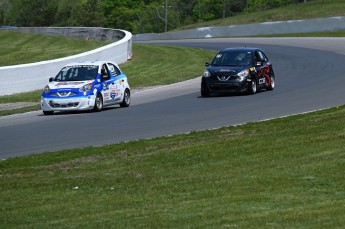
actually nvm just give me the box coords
[0,27,132,96]
[133,16,345,41]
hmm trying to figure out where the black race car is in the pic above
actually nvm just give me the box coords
[201,47,275,97]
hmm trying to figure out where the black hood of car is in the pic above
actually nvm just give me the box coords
[207,65,248,76]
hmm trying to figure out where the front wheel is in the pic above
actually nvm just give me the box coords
[248,79,257,95]
[120,89,130,107]
[43,110,54,115]
[93,93,103,112]
[201,84,210,97]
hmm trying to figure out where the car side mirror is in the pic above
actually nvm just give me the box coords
[205,62,210,67]
[49,77,54,82]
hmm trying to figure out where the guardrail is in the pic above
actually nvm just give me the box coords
[0,27,132,96]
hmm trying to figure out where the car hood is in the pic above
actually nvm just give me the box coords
[207,65,248,75]
[48,80,94,90]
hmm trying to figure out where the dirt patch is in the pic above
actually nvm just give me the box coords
[0,102,39,111]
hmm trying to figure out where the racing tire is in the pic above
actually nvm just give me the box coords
[120,89,130,107]
[201,85,211,97]
[93,93,103,112]
[267,75,275,91]
[43,111,54,115]
[248,78,257,95]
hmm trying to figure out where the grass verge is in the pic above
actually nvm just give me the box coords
[0,30,110,66]
[178,0,345,30]
[1,105,344,228]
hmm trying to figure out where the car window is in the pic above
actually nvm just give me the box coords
[257,51,268,62]
[107,63,121,76]
[101,64,111,81]
[55,65,98,81]
[212,51,253,66]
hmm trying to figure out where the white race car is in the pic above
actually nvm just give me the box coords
[41,61,130,115]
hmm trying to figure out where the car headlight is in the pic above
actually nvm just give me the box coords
[43,85,50,94]
[237,69,249,80]
[79,83,93,92]
[203,69,211,78]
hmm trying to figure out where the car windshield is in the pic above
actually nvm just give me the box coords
[211,51,253,67]
[54,65,99,81]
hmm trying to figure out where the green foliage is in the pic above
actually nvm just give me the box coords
[248,0,297,11]
[1,0,314,33]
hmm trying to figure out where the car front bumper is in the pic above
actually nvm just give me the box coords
[202,78,251,93]
[41,95,96,112]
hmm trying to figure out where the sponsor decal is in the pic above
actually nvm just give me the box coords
[110,89,120,99]
[56,82,84,86]
[258,66,271,87]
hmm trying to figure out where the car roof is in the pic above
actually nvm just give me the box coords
[219,47,262,53]
[63,60,117,67]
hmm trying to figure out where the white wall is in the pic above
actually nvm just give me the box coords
[0,28,132,96]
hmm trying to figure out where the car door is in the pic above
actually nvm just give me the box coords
[100,64,115,105]
[107,62,125,103]
[255,50,271,89]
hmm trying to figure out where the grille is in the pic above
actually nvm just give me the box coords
[49,101,79,108]
[52,92,77,97]
[216,75,237,81]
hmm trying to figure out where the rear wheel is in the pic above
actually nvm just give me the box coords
[267,75,275,91]
[120,89,130,107]
[248,78,257,95]
[93,93,103,112]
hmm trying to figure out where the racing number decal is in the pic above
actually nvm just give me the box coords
[259,78,266,84]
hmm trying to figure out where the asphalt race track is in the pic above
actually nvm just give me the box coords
[1,38,345,159]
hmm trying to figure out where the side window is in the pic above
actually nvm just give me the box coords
[254,52,261,64]
[107,63,121,76]
[101,64,110,81]
[257,51,268,62]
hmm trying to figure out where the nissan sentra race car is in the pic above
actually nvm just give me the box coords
[41,61,130,115]
[201,47,275,97]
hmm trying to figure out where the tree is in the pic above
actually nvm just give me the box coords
[0,0,11,25]
[76,0,104,27]
[6,0,58,26]
[102,0,145,33]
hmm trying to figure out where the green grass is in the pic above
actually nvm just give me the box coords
[177,0,345,30]
[121,44,215,88]
[1,105,344,228]
[0,30,110,66]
